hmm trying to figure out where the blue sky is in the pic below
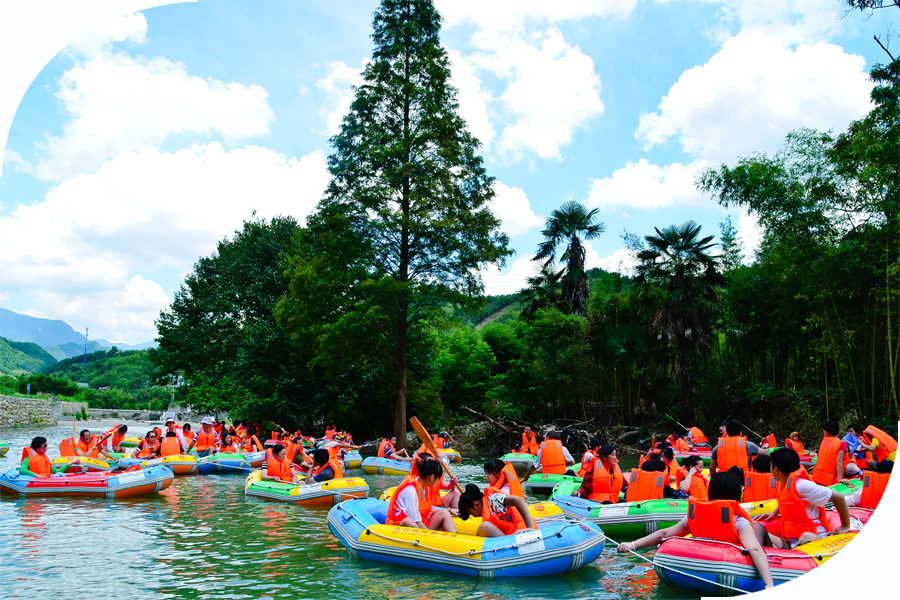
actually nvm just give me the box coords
[0,0,895,343]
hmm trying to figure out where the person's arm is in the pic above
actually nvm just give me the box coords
[523,451,541,481]
[836,449,849,484]
[830,491,851,533]
[756,505,781,521]
[616,521,689,552]
[503,495,536,530]
[19,457,37,477]
[564,448,575,466]
[679,469,694,493]
[738,524,774,589]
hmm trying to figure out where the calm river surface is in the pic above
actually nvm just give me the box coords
[1,423,695,600]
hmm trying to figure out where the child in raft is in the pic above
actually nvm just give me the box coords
[385,457,458,533]
[755,447,852,549]
[457,483,538,537]
[483,459,525,498]
[676,455,707,499]
[297,449,342,485]
[21,437,79,477]
[577,437,601,477]
[379,435,414,463]
[616,472,775,590]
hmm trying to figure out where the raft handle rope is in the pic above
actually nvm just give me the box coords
[342,508,592,558]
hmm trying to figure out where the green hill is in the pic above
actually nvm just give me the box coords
[0,336,58,375]
[42,347,158,391]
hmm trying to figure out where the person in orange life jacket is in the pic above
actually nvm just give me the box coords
[811,420,857,485]
[718,424,727,438]
[74,429,101,458]
[323,434,360,461]
[181,423,196,453]
[844,460,893,508]
[380,435,414,462]
[658,446,680,484]
[136,430,161,459]
[410,452,462,511]
[577,438,601,478]
[574,444,627,501]
[756,447,852,549]
[641,458,690,499]
[784,431,814,456]
[294,449,336,485]
[670,433,691,452]
[522,431,576,481]
[219,433,237,453]
[387,458,457,532]
[844,423,874,469]
[521,425,540,455]
[261,444,299,484]
[99,424,129,459]
[457,483,537,538]
[21,437,77,477]
[686,426,708,448]
[616,472,775,590]
[241,426,264,452]
[676,455,708,499]
[164,417,190,452]
[710,420,758,475]
[195,417,219,457]
[483,459,525,498]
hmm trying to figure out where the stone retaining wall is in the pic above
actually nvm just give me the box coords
[62,401,89,415]
[0,395,55,427]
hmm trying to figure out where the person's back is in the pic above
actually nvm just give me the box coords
[625,460,667,502]
[539,438,566,475]
[811,420,848,486]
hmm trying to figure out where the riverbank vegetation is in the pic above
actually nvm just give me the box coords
[149,0,899,443]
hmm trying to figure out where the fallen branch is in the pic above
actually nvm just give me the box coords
[461,406,513,435]
[614,429,641,443]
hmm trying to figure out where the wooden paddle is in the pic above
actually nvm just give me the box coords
[410,417,463,492]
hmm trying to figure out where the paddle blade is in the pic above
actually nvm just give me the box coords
[409,416,462,492]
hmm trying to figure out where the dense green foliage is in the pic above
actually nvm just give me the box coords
[0,337,57,375]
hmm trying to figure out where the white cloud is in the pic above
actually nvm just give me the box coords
[471,28,604,161]
[491,182,543,236]
[636,31,873,163]
[714,0,843,45]
[738,210,763,263]
[316,59,367,136]
[586,158,710,210]
[447,49,495,148]
[0,143,330,339]
[585,245,638,275]
[481,254,540,295]
[18,15,275,181]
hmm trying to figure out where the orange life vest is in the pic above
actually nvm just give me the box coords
[220,443,236,453]
[160,437,182,457]
[665,435,676,446]
[578,451,596,477]
[22,447,52,477]
[673,438,691,452]
[378,439,394,458]
[104,426,126,449]
[522,432,539,455]
[778,469,832,539]
[762,434,777,449]
[325,428,336,440]
[862,425,897,462]
[58,437,78,457]
[312,457,343,480]
[539,439,566,475]
[689,427,707,444]
[811,435,847,486]
[716,436,749,473]
[386,476,432,526]
[75,435,101,458]
[482,486,526,535]
[589,459,624,503]
[196,429,217,451]
[743,472,778,503]
[432,435,446,449]
[625,469,666,502]
[285,441,307,464]
[785,437,805,454]
[266,455,293,482]
[183,430,195,444]
[675,467,709,501]
[686,498,752,544]
[244,435,263,452]
[137,439,160,458]
[860,472,891,510]
[495,463,525,499]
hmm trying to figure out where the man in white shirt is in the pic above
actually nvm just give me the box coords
[522,431,576,481]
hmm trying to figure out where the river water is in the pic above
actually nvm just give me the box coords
[1,422,694,600]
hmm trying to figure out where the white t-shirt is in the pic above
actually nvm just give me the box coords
[393,484,422,524]
[791,478,833,537]
[532,446,575,468]
[681,515,751,533]
[168,427,188,451]
[499,483,511,495]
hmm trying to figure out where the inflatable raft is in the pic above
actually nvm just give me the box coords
[440,448,462,463]
[523,464,581,494]
[328,498,606,577]
[654,533,856,595]
[553,494,688,540]
[118,436,141,448]
[500,452,536,475]
[343,451,362,470]
[242,451,265,468]
[196,452,252,474]
[0,466,174,498]
[52,456,118,473]
[0,442,9,457]
[117,455,198,475]
[244,471,368,507]
[361,456,412,476]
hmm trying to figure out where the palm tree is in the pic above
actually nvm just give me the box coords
[518,264,564,320]
[633,221,724,409]
[533,201,605,316]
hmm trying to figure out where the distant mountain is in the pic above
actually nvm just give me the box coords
[0,336,58,376]
[0,307,157,357]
